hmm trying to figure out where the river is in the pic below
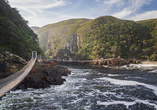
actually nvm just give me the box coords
[0,64,157,110]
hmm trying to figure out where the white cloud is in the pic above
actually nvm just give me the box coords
[8,0,67,15]
[109,0,152,18]
[103,0,123,5]
[130,10,157,21]
[113,9,132,18]
[9,0,66,9]
[7,0,156,27]
[8,0,69,26]
[25,16,53,27]
[103,0,125,8]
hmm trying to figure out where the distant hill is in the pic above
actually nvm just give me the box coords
[36,19,91,59]
[36,16,157,61]
[76,16,157,60]
[0,0,43,60]
[31,26,40,33]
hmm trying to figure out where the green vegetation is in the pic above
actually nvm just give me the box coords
[37,19,91,58]
[0,0,43,60]
[76,16,157,60]
[36,16,157,61]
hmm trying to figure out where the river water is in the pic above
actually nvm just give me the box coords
[0,64,157,110]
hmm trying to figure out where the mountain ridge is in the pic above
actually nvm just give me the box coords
[36,16,157,61]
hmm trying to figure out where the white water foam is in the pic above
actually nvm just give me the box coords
[149,69,157,73]
[108,74,120,77]
[97,77,157,96]
[130,64,157,70]
[103,63,157,71]
[97,99,157,109]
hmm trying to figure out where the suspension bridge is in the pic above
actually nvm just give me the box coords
[0,51,37,97]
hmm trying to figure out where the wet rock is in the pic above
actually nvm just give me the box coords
[0,59,24,78]
[93,61,98,65]
[105,58,128,66]
[5,58,13,64]
[97,58,142,67]
[0,61,7,72]
[16,61,71,89]
[53,58,141,67]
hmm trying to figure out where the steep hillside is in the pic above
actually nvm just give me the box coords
[76,16,157,60]
[0,0,42,60]
[37,16,157,61]
[136,19,157,60]
[37,19,91,59]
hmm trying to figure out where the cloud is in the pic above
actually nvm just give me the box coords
[109,0,152,18]
[9,0,66,9]
[113,9,132,18]
[130,10,157,21]
[7,0,156,27]
[103,0,123,5]
[9,0,67,15]
[8,0,69,26]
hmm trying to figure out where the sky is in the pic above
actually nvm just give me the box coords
[8,0,157,27]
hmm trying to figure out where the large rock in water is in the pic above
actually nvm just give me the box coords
[16,61,71,89]
[95,58,141,67]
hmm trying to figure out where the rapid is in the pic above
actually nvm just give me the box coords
[0,64,157,110]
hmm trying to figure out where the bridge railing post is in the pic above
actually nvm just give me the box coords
[32,51,37,59]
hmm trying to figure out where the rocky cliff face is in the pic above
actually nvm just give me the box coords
[0,50,26,79]
[36,19,90,59]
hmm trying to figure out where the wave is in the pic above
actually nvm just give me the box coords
[97,77,157,96]
[102,63,157,72]
[97,99,157,109]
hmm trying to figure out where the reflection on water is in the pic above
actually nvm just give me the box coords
[0,64,157,110]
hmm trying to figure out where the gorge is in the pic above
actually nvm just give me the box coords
[0,0,157,109]
[34,16,157,61]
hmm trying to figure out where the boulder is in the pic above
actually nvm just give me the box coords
[0,59,24,78]
[16,61,71,89]
[106,58,132,67]
[0,61,7,72]
[94,61,98,65]
[98,61,104,65]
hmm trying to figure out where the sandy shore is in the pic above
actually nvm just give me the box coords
[141,61,157,65]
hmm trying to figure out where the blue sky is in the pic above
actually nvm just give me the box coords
[8,0,157,27]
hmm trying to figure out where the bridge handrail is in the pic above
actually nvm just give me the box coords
[0,58,33,85]
[0,51,37,85]
[0,51,37,97]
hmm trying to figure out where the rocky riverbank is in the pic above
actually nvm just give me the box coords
[141,61,157,65]
[91,58,141,66]
[15,61,71,89]
[0,52,71,90]
[53,58,141,67]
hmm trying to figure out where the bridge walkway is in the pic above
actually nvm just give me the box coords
[0,51,37,97]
